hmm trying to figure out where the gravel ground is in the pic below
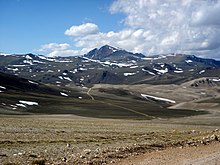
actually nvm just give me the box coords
[117,142,220,165]
[0,115,220,165]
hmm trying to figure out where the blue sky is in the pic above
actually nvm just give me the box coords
[0,0,122,54]
[1,0,220,59]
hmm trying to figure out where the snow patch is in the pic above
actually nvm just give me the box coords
[174,70,183,73]
[142,57,153,60]
[33,60,45,64]
[7,68,19,72]
[212,78,220,82]
[142,69,155,75]
[63,77,72,81]
[16,104,26,108]
[83,57,133,68]
[38,55,47,60]
[185,60,193,63]
[60,92,68,97]
[153,68,168,74]
[10,65,26,67]
[28,80,38,85]
[26,55,33,60]
[0,86,6,89]
[79,68,87,71]
[199,70,205,74]
[0,53,10,56]
[19,100,38,106]
[130,66,139,69]
[23,60,33,65]
[109,46,118,52]
[58,76,63,80]
[69,69,77,74]
[123,72,136,76]
[141,94,176,103]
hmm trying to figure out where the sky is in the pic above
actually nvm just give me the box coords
[1,0,220,59]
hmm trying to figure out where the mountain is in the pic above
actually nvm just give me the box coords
[85,45,145,61]
[0,47,218,118]
[0,46,220,87]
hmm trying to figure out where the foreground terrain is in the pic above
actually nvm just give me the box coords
[117,142,220,165]
[0,114,220,165]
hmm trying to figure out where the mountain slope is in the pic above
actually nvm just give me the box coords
[0,72,206,118]
[0,46,220,86]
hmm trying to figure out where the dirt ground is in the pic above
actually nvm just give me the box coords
[117,142,220,165]
[0,114,220,165]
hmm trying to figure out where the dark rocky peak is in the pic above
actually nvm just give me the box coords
[84,45,145,61]
[85,45,119,60]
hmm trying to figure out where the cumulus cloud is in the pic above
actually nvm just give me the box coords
[38,43,70,52]
[47,49,80,57]
[38,43,82,57]
[108,0,220,57]
[65,23,99,36]
[37,0,220,58]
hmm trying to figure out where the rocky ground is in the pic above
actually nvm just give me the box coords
[117,141,220,165]
[0,115,220,165]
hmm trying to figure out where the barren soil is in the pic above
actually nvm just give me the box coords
[117,142,220,165]
[0,115,220,165]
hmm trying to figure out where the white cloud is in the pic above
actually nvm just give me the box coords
[37,43,83,57]
[38,43,70,52]
[47,49,79,57]
[107,0,220,58]
[37,0,220,59]
[65,23,99,36]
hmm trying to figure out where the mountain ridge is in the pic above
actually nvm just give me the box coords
[0,45,220,86]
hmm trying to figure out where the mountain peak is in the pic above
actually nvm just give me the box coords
[85,45,119,60]
[84,45,145,61]
[99,45,119,53]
